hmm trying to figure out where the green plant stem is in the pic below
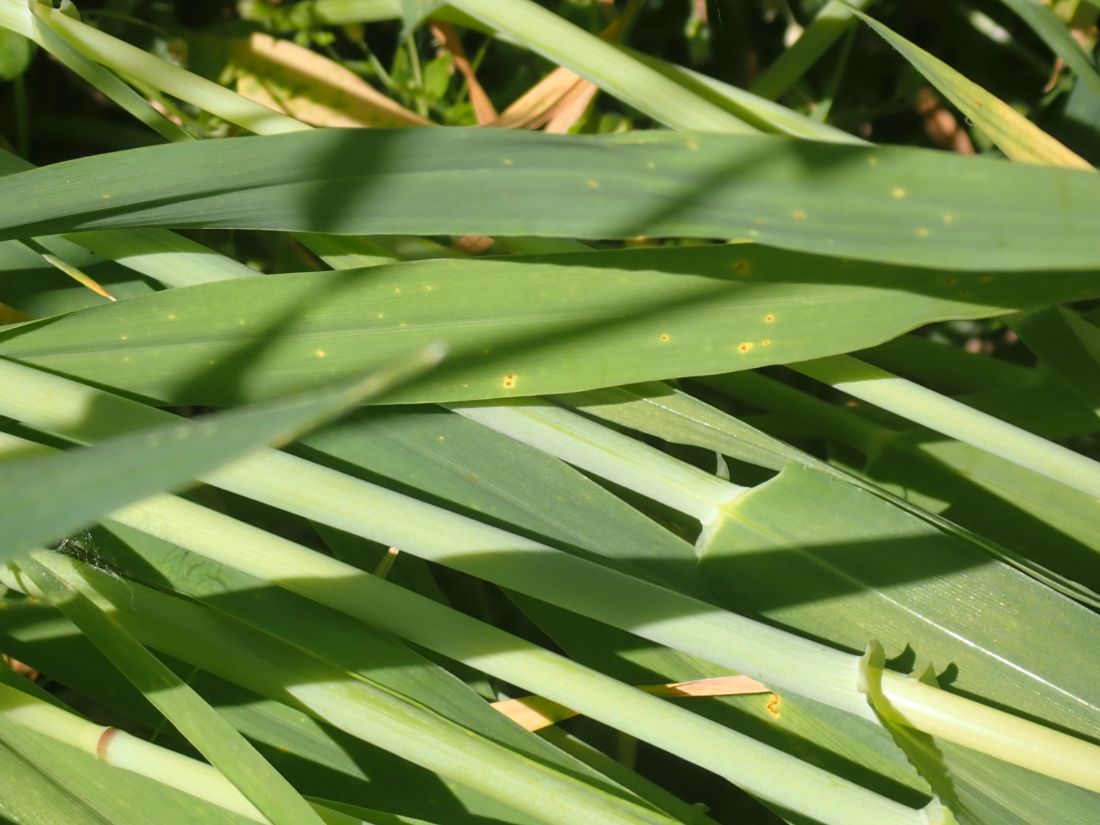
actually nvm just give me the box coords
[24,554,327,825]
[449,398,746,524]
[791,354,1100,498]
[12,74,28,156]
[0,679,269,823]
[750,0,875,100]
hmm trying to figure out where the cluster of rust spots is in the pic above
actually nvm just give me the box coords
[765,694,781,719]
[502,373,518,390]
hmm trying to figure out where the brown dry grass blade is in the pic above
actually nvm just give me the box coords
[232,32,430,128]
[431,22,498,124]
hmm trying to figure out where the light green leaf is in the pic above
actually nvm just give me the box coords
[0,343,444,560]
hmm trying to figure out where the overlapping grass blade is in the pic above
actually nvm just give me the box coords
[0,150,258,289]
[853,10,1091,169]
[790,355,1100,498]
[5,1,306,135]
[995,0,1100,98]
[0,344,443,560]
[22,554,326,825]
[1011,307,1100,416]
[750,0,876,100]
[0,603,522,825]
[447,0,752,132]
[0,698,252,824]
[1,545,932,825]
[3,359,1098,800]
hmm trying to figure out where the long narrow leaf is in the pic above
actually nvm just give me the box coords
[1,246,1097,406]
[2,129,1098,269]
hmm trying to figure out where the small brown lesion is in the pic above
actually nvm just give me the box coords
[502,374,518,390]
[96,727,119,761]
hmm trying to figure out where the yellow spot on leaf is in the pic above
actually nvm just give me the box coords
[393,287,401,295]
[867,156,879,167]
[764,314,775,324]
[646,160,657,170]
[943,212,955,224]
[747,229,760,238]
[314,349,326,358]
[762,339,772,347]
[979,275,994,284]
[738,342,754,354]
[792,209,807,221]
[502,158,514,166]
[120,334,129,341]
[102,192,110,200]
[916,226,931,238]
[503,374,518,390]
[891,187,907,200]
[659,334,670,343]
[167,313,177,321]
[733,260,750,274]
[766,694,781,719]
[686,139,699,151]
[585,179,599,189]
